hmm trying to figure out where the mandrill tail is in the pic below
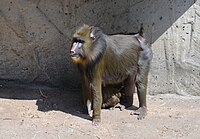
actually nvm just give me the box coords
[138,24,144,37]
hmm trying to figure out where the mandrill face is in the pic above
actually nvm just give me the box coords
[70,37,85,63]
[70,24,95,63]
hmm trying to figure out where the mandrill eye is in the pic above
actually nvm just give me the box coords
[77,42,82,49]
[73,38,85,48]
[72,38,84,50]
[73,38,84,43]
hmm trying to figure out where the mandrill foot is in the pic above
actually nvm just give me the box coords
[130,106,147,120]
[92,119,101,126]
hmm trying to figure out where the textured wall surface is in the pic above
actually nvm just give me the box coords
[148,0,200,95]
[0,0,199,95]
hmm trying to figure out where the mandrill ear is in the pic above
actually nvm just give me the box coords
[89,26,96,40]
[89,26,103,41]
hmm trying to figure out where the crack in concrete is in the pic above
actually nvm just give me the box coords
[0,11,31,44]
[36,0,65,36]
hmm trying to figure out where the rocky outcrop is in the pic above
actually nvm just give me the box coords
[0,0,199,95]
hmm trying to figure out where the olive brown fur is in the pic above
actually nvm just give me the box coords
[70,24,153,125]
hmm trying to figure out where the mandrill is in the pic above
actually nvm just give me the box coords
[70,24,153,125]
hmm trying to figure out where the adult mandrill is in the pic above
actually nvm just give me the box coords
[70,24,153,125]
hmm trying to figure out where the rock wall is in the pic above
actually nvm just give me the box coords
[148,0,200,95]
[0,0,199,95]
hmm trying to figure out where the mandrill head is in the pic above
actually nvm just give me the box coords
[70,24,106,64]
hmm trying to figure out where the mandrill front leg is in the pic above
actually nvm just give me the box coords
[81,73,92,116]
[91,78,102,125]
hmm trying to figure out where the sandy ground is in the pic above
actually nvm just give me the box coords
[0,86,200,139]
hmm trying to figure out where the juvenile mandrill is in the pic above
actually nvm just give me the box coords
[102,84,125,111]
[70,24,153,125]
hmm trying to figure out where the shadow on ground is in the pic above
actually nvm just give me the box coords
[0,86,92,121]
[0,85,141,122]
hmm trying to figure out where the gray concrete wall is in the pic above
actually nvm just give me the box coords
[147,0,200,96]
[0,0,199,95]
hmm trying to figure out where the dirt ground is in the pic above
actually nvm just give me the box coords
[0,86,200,139]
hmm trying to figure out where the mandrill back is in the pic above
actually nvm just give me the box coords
[99,35,142,85]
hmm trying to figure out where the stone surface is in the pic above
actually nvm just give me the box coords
[0,0,199,95]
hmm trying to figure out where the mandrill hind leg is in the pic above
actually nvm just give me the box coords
[132,33,153,120]
[132,40,153,119]
[133,67,149,119]
[121,73,136,108]
[132,50,152,119]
